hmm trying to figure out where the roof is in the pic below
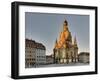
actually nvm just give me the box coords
[25,39,46,50]
[78,52,89,56]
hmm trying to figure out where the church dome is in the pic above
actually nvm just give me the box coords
[54,19,72,49]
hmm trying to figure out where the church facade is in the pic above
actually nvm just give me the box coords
[53,20,78,64]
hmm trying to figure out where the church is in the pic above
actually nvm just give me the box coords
[53,19,78,64]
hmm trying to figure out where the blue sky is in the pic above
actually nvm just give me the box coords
[25,12,89,55]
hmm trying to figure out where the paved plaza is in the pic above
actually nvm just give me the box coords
[27,62,89,68]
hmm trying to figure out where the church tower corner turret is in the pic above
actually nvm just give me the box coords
[73,36,78,49]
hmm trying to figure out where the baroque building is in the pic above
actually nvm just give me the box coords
[53,20,78,64]
[78,52,89,63]
[46,55,54,64]
[25,39,46,68]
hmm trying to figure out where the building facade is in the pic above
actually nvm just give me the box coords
[78,52,89,63]
[46,55,54,64]
[25,39,46,68]
[53,20,78,64]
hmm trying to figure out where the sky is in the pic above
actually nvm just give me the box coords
[25,12,89,55]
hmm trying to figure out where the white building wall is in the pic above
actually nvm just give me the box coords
[35,49,46,65]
